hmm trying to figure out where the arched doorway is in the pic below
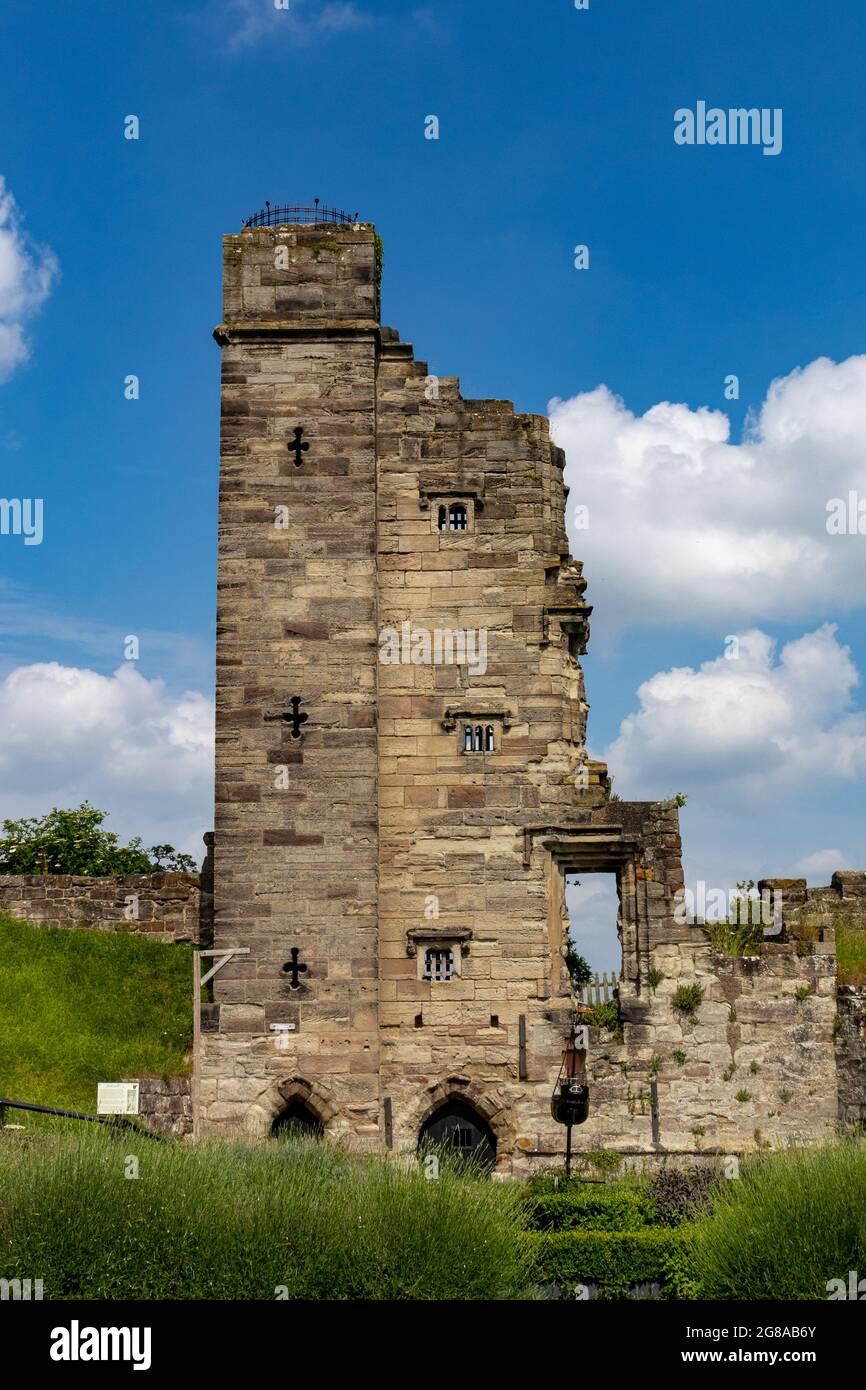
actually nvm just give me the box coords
[271,1101,324,1141]
[419,1098,496,1169]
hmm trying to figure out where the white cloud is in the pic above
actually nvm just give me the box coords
[601,623,866,803]
[795,849,850,877]
[0,663,214,860]
[550,355,866,634]
[221,0,370,50]
[0,178,58,382]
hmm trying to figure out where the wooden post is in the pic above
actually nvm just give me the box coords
[383,1096,393,1150]
[191,947,250,1142]
[192,948,201,1142]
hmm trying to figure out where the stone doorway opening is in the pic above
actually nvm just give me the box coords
[419,1099,496,1169]
[271,1101,324,1141]
[565,871,622,1002]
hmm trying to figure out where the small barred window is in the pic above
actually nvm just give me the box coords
[423,947,455,982]
[439,502,468,531]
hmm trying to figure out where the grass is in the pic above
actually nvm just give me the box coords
[0,913,192,1114]
[0,1127,534,1300]
[836,914,866,987]
[706,919,764,956]
[788,911,866,986]
[688,1142,866,1299]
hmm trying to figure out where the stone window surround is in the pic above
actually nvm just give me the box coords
[406,925,471,981]
[418,484,484,535]
[526,823,653,995]
[436,500,470,534]
[462,721,496,754]
[442,706,512,756]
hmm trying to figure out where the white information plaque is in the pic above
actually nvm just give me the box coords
[97,1082,140,1116]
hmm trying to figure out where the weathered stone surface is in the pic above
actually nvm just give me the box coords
[0,870,203,943]
[836,987,866,1133]
[123,1075,192,1137]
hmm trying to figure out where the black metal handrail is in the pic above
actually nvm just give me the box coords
[0,1096,165,1138]
[242,199,360,229]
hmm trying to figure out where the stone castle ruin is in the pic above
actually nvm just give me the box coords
[197,208,865,1172]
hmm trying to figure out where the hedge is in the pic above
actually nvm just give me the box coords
[532,1229,687,1294]
[526,1187,657,1232]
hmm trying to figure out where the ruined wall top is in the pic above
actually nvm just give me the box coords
[217,220,379,336]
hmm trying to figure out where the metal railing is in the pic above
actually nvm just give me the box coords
[242,199,360,229]
[0,1096,164,1138]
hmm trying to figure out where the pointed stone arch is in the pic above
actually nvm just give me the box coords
[410,1075,514,1163]
[245,1075,341,1140]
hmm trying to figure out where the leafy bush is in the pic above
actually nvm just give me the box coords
[659,1231,703,1299]
[689,1142,866,1299]
[582,1000,620,1031]
[0,1128,533,1300]
[645,1166,718,1226]
[532,1229,685,1296]
[0,803,196,875]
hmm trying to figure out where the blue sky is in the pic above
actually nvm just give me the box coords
[0,0,864,966]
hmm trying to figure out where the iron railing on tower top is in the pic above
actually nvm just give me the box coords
[242,200,361,229]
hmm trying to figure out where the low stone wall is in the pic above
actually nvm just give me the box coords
[125,1075,192,1137]
[836,986,866,1134]
[759,872,866,941]
[576,930,840,1165]
[0,872,201,944]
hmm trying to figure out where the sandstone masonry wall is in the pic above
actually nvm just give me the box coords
[759,873,866,960]
[205,222,381,1140]
[836,986,866,1134]
[123,1075,193,1137]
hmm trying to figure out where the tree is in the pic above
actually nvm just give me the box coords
[565,945,592,992]
[148,843,197,873]
[0,804,196,876]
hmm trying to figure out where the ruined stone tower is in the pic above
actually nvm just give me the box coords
[198,209,841,1171]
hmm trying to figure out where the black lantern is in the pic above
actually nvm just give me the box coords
[550,1021,590,1175]
[551,1078,590,1127]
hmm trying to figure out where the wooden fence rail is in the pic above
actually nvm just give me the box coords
[578,971,619,1007]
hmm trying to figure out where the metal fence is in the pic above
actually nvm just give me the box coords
[243,200,360,229]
